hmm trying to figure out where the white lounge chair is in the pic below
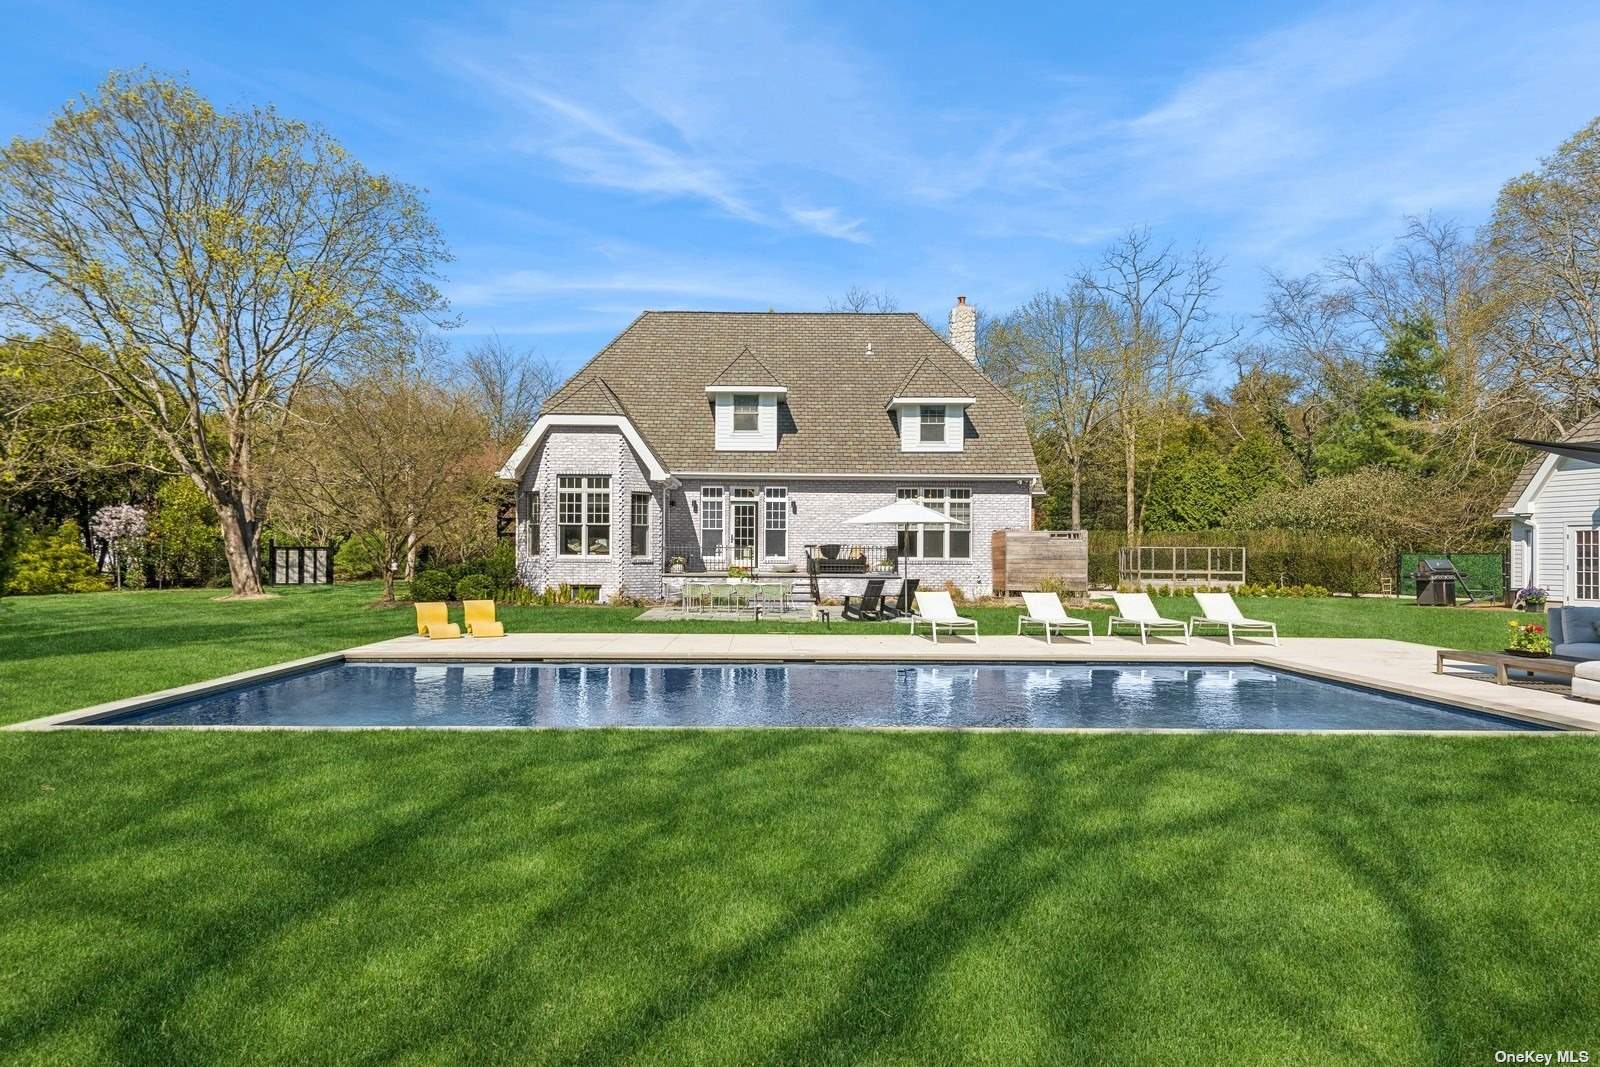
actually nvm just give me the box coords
[1016,591,1094,644]
[907,590,979,643]
[1190,592,1278,646]
[1108,592,1190,644]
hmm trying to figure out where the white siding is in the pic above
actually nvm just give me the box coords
[712,394,779,451]
[1526,457,1600,602]
[897,403,965,453]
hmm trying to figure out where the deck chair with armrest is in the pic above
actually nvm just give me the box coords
[842,578,887,620]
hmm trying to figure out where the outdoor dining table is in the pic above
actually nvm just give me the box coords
[681,579,789,617]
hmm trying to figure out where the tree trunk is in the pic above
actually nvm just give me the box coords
[1070,455,1083,530]
[1122,423,1138,543]
[215,496,265,597]
[381,563,396,603]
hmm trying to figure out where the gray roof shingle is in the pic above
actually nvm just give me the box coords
[539,311,1039,477]
[1495,410,1600,516]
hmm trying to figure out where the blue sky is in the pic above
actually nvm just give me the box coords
[5,0,1600,374]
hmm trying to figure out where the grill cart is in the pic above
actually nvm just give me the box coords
[1415,556,1475,606]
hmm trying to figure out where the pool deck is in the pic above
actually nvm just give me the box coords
[14,633,1598,732]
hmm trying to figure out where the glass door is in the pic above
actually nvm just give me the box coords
[731,500,757,569]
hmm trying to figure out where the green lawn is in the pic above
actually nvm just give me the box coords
[0,582,1546,727]
[1,585,1593,1063]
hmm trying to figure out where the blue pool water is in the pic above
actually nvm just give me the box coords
[92,661,1545,731]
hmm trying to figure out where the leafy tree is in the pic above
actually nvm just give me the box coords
[146,478,221,587]
[0,508,21,596]
[0,72,450,597]
[1318,317,1447,474]
[0,333,168,540]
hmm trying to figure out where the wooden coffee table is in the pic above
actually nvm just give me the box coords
[1435,649,1584,686]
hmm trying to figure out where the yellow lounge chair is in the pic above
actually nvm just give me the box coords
[415,600,461,640]
[463,599,505,638]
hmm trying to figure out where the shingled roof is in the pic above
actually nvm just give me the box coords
[891,355,968,403]
[1495,410,1600,517]
[708,347,783,388]
[537,311,1038,477]
[542,378,629,417]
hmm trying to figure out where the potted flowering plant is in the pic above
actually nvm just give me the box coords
[1513,585,1548,611]
[669,555,686,574]
[727,564,752,582]
[1506,620,1553,657]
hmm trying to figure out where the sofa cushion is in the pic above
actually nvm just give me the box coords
[1547,607,1566,645]
[1554,641,1600,661]
[1576,660,1600,681]
[1560,606,1600,643]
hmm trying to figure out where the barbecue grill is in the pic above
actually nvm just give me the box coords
[1414,556,1470,606]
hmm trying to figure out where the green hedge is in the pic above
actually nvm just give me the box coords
[1397,552,1505,600]
[1087,529,1389,594]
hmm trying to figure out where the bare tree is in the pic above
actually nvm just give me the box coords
[827,286,899,313]
[461,334,561,449]
[986,285,1116,528]
[1487,117,1600,423]
[1082,229,1236,537]
[274,331,493,602]
[0,72,450,596]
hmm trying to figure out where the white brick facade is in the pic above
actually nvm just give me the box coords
[517,429,1034,601]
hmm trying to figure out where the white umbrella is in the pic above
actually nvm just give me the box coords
[841,501,964,577]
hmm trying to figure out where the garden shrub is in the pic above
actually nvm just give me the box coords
[147,478,223,587]
[1090,528,1386,594]
[409,569,454,602]
[454,574,494,601]
[333,533,384,580]
[9,521,110,595]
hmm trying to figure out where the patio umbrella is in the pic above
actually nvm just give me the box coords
[841,501,964,577]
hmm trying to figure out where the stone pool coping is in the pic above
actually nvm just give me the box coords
[9,635,1600,733]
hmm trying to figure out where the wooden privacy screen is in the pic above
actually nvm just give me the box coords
[991,530,1088,595]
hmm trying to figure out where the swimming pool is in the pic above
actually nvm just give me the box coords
[88,661,1547,731]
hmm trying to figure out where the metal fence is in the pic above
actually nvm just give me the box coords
[1117,545,1246,589]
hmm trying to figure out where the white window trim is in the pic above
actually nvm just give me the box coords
[558,475,612,558]
[763,486,789,561]
[630,491,652,560]
[896,486,972,561]
[731,394,761,434]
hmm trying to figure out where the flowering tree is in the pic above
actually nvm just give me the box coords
[90,503,147,589]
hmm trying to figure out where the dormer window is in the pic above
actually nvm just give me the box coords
[733,394,759,432]
[919,405,947,444]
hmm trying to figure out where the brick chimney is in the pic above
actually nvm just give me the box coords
[949,295,977,363]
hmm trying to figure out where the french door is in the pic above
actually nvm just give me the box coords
[1571,527,1600,603]
[731,500,758,568]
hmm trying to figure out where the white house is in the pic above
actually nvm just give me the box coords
[1496,412,1600,604]
[497,299,1043,602]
